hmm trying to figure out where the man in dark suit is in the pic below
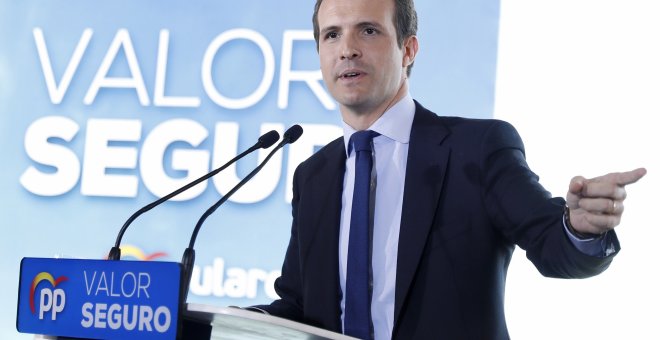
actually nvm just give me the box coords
[251,0,646,339]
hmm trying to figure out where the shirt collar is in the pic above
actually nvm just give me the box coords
[342,93,415,156]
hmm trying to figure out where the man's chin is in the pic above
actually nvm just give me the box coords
[335,91,371,107]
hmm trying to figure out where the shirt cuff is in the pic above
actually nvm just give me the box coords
[562,213,617,257]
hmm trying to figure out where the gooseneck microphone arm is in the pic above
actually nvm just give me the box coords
[180,124,303,304]
[107,130,280,261]
[188,125,303,250]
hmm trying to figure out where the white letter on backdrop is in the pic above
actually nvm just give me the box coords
[20,116,81,196]
[84,29,150,106]
[202,29,274,109]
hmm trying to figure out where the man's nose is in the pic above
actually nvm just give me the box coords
[340,35,361,60]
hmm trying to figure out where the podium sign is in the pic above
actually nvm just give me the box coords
[17,258,181,339]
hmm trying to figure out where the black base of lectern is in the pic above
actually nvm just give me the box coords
[181,314,213,339]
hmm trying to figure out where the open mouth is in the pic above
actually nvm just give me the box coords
[341,72,361,79]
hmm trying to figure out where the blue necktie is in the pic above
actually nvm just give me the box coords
[345,130,379,340]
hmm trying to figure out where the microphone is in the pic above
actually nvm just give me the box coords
[179,124,303,304]
[107,130,280,260]
[277,123,303,146]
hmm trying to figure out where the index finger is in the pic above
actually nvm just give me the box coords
[592,167,647,186]
[615,167,647,186]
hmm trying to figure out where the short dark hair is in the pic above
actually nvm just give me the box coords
[312,0,418,77]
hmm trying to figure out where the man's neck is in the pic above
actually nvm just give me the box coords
[341,81,409,131]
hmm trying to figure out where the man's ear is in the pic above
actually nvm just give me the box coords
[402,35,419,68]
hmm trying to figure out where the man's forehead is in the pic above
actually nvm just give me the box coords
[318,0,394,28]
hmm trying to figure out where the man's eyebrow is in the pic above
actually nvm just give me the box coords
[356,21,384,30]
[320,25,341,36]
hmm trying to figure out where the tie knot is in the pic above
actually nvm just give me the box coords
[350,130,379,153]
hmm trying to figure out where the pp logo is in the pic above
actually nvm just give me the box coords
[30,272,69,320]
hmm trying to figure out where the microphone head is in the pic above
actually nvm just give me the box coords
[282,124,303,145]
[258,130,280,149]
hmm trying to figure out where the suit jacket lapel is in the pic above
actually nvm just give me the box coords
[394,104,451,327]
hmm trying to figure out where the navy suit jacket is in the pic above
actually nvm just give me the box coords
[256,101,619,339]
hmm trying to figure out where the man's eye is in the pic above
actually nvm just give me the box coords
[326,32,339,39]
[365,28,377,35]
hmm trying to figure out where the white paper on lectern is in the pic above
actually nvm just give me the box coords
[186,304,358,340]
